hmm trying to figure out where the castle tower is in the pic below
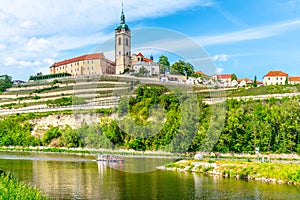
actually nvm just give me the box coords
[115,6,131,74]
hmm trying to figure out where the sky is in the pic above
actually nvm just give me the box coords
[1,0,300,81]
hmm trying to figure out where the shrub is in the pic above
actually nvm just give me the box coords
[43,127,61,145]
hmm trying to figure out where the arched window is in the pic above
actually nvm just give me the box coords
[126,38,129,46]
[118,37,121,45]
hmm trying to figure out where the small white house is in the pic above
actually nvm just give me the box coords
[230,80,238,87]
[263,70,288,85]
[186,77,195,85]
[133,61,160,76]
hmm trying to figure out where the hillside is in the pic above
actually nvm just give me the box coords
[0,76,134,112]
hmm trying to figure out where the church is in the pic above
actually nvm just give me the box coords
[49,7,159,77]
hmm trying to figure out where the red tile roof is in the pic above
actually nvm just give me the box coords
[218,74,232,79]
[195,71,208,76]
[264,70,288,77]
[238,78,253,83]
[289,76,300,82]
[143,57,153,62]
[137,52,144,57]
[52,53,104,67]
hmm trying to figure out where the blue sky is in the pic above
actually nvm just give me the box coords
[1,0,300,80]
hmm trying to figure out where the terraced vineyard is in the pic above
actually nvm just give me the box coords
[0,76,136,112]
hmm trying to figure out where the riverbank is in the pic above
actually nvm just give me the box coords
[0,146,183,158]
[157,159,300,186]
[0,169,48,199]
[1,146,300,161]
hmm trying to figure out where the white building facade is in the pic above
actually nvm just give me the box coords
[263,70,288,85]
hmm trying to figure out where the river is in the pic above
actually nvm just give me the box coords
[0,151,299,199]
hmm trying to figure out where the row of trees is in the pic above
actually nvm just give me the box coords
[212,98,300,154]
[0,115,41,146]
[101,86,300,154]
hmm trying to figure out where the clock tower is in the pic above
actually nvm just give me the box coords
[115,7,131,74]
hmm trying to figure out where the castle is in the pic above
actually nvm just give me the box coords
[49,7,159,77]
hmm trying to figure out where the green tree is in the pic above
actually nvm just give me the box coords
[43,127,61,145]
[285,76,289,85]
[136,67,149,77]
[170,60,194,77]
[60,126,83,148]
[231,74,237,81]
[0,75,13,92]
[158,55,170,74]
[253,75,257,87]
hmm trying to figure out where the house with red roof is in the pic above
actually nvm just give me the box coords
[288,76,300,85]
[49,53,115,77]
[263,70,288,85]
[211,74,232,83]
[131,52,160,76]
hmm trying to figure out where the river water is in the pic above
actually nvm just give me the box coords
[0,151,299,199]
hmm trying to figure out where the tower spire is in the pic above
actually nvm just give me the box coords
[120,3,125,24]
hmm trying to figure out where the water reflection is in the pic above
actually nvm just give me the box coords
[0,152,299,200]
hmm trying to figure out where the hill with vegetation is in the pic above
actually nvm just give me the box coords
[0,82,299,155]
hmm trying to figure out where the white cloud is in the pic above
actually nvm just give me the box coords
[196,18,300,46]
[212,54,229,62]
[43,58,55,65]
[0,43,6,50]
[216,67,224,74]
[20,20,38,28]
[4,57,41,67]
[4,57,17,66]
[0,0,213,80]
[27,37,51,52]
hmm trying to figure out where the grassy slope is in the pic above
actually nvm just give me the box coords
[165,159,300,185]
[0,169,47,200]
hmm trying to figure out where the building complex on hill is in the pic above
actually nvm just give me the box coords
[49,7,158,78]
[49,53,115,77]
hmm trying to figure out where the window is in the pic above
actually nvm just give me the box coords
[126,38,128,46]
[268,77,270,80]
[92,66,94,70]
[126,52,128,56]
[280,77,282,80]
[87,61,89,64]
[118,37,121,45]
[91,60,93,64]
[119,51,121,55]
